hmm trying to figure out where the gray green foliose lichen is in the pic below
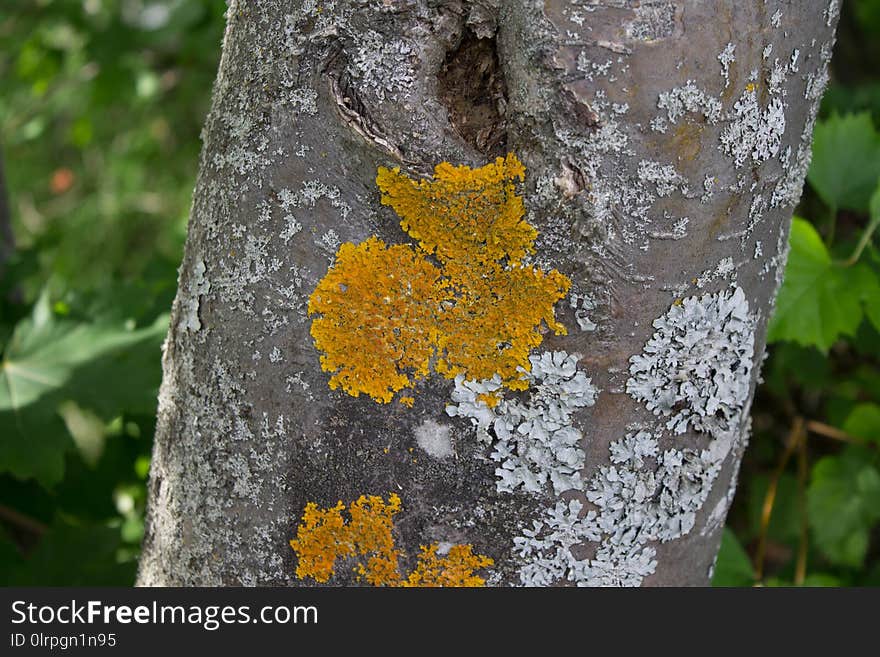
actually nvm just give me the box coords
[447,351,598,495]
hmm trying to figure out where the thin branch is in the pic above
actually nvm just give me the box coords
[755,417,805,583]
[0,503,47,536]
[794,434,809,586]
[837,210,880,267]
[805,419,878,449]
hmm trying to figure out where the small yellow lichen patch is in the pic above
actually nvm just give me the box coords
[307,153,570,404]
[402,544,494,587]
[477,392,500,409]
[290,495,493,587]
[290,494,402,585]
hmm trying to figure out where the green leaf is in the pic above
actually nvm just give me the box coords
[864,561,880,586]
[763,343,831,398]
[53,432,151,522]
[3,518,136,586]
[806,446,880,567]
[801,573,844,587]
[0,405,70,487]
[807,112,880,211]
[854,0,880,36]
[821,82,880,127]
[0,292,164,411]
[0,292,167,486]
[66,323,168,417]
[0,526,25,585]
[843,403,880,443]
[768,218,880,352]
[712,528,755,587]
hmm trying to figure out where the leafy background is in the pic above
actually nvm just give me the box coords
[0,0,878,586]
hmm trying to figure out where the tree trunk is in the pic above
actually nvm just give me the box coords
[138,0,839,586]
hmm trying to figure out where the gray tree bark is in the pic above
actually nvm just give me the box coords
[138,0,839,586]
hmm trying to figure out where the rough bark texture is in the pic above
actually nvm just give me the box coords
[138,0,839,586]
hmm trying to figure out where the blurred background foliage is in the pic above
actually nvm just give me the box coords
[0,0,226,585]
[0,0,878,586]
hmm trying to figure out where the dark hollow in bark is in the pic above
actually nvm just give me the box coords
[437,28,508,156]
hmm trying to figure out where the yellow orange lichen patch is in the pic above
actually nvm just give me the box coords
[307,153,571,404]
[376,152,534,267]
[289,494,493,587]
[402,544,494,587]
[435,263,570,386]
[477,392,500,409]
[308,237,446,403]
[290,494,402,585]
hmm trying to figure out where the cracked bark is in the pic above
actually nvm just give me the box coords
[138,0,838,586]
